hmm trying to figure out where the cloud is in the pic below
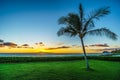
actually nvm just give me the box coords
[72,44,88,48]
[89,44,109,47]
[22,44,29,46]
[84,45,88,47]
[72,45,81,48]
[35,42,45,46]
[56,42,64,46]
[4,42,17,47]
[21,44,31,48]
[45,46,71,50]
[91,48,120,52]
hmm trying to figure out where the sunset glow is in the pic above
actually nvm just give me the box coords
[0,44,118,53]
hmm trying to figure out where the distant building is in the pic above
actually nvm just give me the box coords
[102,51,112,56]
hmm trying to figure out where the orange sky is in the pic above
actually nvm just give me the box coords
[0,41,119,53]
[0,44,116,53]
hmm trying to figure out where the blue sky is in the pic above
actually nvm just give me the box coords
[0,0,120,48]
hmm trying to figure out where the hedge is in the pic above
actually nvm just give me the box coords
[0,56,119,63]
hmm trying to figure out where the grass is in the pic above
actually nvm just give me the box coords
[0,60,120,80]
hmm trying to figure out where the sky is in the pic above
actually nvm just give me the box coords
[0,0,120,53]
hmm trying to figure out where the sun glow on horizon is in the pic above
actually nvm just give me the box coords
[0,40,119,54]
[0,42,119,53]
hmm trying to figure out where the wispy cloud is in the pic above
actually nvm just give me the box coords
[22,44,29,46]
[72,45,80,48]
[56,42,64,46]
[4,42,17,47]
[91,48,120,52]
[72,44,88,48]
[89,44,109,47]
[45,46,71,50]
[35,42,45,46]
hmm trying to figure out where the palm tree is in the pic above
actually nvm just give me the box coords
[57,4,117,70]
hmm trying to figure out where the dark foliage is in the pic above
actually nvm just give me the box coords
[0,56,119,63]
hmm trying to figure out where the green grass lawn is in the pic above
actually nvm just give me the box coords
[0,60,120,80]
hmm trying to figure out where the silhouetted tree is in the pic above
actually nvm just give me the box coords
[57,4,117,70]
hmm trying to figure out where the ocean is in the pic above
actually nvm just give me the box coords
[0,53,101,57]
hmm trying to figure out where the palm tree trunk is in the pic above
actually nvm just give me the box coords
[80,37,90,70]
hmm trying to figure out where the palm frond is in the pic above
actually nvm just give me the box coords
[68,13,81,31]
[82,19,95,33]
[57,26,78,37]
[79,3,85,31]
[57,27,65,36]
[58,13,82,32]
[86,28,117,40]
[90,7,110,20]
[58,16,68,25]
[79,3,84,21]
[83,7,110,33]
